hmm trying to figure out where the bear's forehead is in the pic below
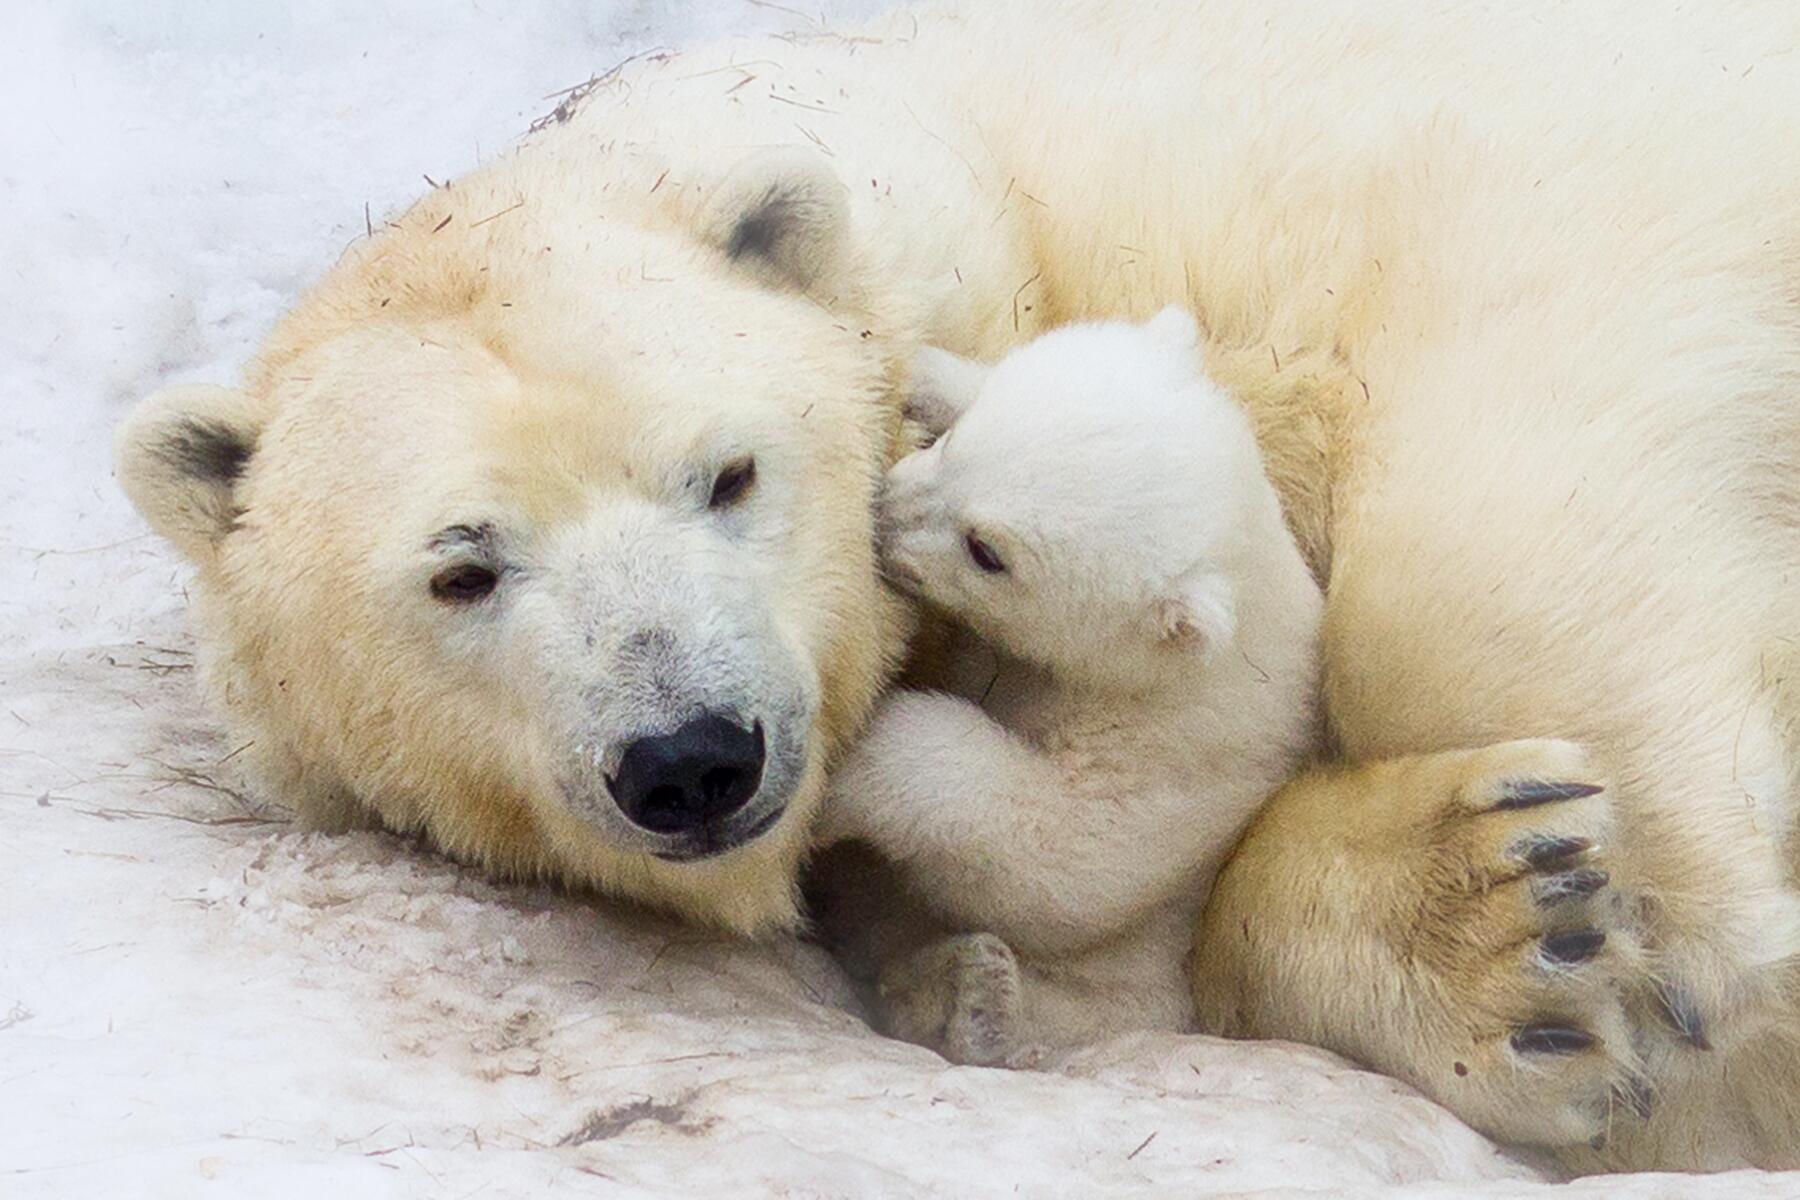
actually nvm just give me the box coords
[242,298,877,543]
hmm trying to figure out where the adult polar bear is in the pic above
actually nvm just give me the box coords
[114,0,1799,1173]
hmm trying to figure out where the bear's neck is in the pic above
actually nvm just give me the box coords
[841,10,1362,580]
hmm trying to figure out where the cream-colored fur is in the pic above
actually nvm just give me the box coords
[114,0,1800,1170]
[819,310,1322,1059]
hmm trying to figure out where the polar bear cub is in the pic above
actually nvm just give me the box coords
[822,307,1325,1061]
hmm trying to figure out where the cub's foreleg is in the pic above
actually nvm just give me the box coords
[821,691,1170,957]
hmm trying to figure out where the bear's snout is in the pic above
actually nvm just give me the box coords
[605,712,769,851]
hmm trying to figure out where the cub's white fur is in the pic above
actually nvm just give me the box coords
[822,309,1322,1052]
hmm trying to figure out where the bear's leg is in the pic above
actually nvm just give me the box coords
[1193,309,1800,1158]
[807,841,1039,1066]
[820,690,1195,958]
[873,927,1194,1068]
[1194,740,1649,1149]
[877,931,1026,1067]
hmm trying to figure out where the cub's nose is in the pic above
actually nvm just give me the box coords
[607,714,766,835]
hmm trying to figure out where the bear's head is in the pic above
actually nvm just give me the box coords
[880,308,1260,691]
[114,148,915,933]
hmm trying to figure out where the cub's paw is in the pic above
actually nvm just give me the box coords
[878,932,1023,1068]
[1395,739,1649,1148]
[903,346,987,441]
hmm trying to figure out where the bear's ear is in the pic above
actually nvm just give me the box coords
[114,384,269,565]
[1155,566,1236,658]
[906,346,990,436]
[1144,305,1202,354]
[703,148,850,293]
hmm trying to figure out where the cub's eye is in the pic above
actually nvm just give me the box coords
[709,456,757,509]
[965,531,1006,574]
[430,563,499,604]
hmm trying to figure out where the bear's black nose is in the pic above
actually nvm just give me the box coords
[607,714,766,836]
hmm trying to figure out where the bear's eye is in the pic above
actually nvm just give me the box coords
[430,563,500,604]
[709,456,757,509]
[965,531,1006,574]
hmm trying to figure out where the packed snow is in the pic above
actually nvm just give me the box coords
[4,2,1797,1195]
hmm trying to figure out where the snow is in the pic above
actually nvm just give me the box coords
[3,1,1796,1195]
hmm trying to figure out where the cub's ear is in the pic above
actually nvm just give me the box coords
[906,346,991,436]
[703,148,850,293]
[1155,567,1236,658]
[1144,305,1202,354]
[114,384,269,565]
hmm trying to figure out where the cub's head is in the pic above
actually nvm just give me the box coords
[115,148,913,933]
[880,308,1261,689]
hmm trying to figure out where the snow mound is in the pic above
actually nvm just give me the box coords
[5,2,1797,1195]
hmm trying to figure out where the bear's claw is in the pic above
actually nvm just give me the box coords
[1516,834,1594,870]
[1395,740,1652,1147]
[1533,868,1609,906]
[1511,1024,1596,1055]
[1540,928,1607,966]
[1494,779,1607,809]
[1653,981,1712,1051]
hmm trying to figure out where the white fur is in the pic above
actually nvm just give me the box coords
[821,311,1324,1049]
[111,0,1800,1167]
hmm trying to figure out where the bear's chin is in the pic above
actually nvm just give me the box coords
[651,803,790,862]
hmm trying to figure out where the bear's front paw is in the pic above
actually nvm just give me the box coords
[878,931,1023,1068]
[1397,739,1649,1148]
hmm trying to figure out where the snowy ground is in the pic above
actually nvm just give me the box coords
[5,2,1798,1196]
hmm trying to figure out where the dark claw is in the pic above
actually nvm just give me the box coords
[1494,779,1605,810]
[1517,835,1595,870]
[1541,928,1607,965]
[1511,1024,1595,1055]
[1654,982,1712,1051]
[1534,868,1609,905]
[1615,1075,1655,1120]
